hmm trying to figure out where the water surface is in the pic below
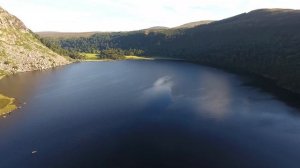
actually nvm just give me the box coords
[0,61,300,168]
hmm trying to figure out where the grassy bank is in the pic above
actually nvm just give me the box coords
[0,94,17,116]
[0,73,17,116]
[124,56,154,60]
[81,53,154,61]
[81,53,99,60]
[80,53,113,61]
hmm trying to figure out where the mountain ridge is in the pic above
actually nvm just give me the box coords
[174,20,214,29]
[36,20,215,39]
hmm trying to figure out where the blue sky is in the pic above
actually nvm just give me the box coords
[0,0,299,32]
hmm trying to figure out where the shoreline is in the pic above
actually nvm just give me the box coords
[80,57,300,95]
[1,57,299,117]
[81,56,184,62]
[81,59,114,62]
[0,93,17,117]
[0,74,17,117]
[0,60,73,117]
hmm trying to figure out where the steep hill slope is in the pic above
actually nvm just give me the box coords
[157,9,300,93]
[0,7,70,76]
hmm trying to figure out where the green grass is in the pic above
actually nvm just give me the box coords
[0,94,17,116]
[0,72,17,116]
[81,53,100,60]
[80,53,113,62]
[81,53,154,61]
[124,56,153,60]
[83,59,113,62]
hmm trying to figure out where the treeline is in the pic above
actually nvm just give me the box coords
[40,35,144,60]
[39,9,300,94]
[60,33,115,53]
[47,30,182,55]
[39,38,84,59]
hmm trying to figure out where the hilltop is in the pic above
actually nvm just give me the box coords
[174,20,214,29]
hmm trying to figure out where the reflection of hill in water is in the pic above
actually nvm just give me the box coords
[0,67,67,116]
[0,67,66,102]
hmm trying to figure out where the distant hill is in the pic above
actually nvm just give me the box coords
[0,7,70,76]
[36,22,203,39]
[37,31,100,39]
[36,22,214,39]
[174,20,214,29]
[39,8,300,94]
[142,26,169,30]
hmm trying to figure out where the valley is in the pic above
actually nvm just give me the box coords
[0,3,300,168]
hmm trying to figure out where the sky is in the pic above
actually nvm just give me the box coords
[0,0,299,32]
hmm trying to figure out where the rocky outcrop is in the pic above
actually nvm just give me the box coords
[0,6,70,75]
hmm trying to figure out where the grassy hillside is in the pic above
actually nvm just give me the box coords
[0,6,70,75]
[39,8,300,94]
[0,6,72,115]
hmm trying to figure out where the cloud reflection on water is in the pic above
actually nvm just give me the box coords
[141,73,234,120]
[141,76,174,109]
[196,71,233,120]
[144,76,173,96]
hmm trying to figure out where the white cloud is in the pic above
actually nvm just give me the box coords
[0,0,299,32]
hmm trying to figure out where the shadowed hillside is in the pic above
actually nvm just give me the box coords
[38,9,300,94]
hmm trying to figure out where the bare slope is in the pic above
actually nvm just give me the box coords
[0,7,70,75]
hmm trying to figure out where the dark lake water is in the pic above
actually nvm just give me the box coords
[0,60,300,168]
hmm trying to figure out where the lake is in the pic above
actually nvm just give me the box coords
[0,60,300,168]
